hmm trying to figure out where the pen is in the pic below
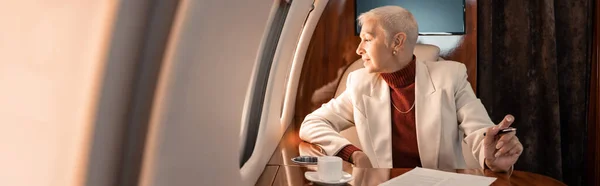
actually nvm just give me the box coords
[483,127,516,136]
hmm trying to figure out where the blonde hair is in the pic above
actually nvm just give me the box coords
[357,5,419,45]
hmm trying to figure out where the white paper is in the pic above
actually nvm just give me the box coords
[379,167,496,186]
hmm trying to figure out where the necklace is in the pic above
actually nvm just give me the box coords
[391,101,415,114]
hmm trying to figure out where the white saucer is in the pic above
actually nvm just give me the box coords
[305,171,353,185]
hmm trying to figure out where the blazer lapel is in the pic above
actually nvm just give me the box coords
[415,61,442,169]
[362,77,393,168]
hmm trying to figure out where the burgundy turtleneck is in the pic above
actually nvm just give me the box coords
[336,56,421,168]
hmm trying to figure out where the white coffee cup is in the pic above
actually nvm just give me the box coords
[317,156,343,182]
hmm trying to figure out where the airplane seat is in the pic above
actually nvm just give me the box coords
[332,43,481,169]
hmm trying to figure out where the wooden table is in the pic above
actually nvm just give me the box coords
[256,125,565,185]
[258,164,566,186]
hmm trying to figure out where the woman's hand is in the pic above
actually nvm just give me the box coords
[483,115,523,172]
[351,151,373,168]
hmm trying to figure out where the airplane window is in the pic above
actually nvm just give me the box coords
[280,3,316,120]
[239,1,291,168]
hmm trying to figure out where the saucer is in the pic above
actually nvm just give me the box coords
[305,171,353,185]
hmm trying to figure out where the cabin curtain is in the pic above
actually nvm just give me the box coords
[477,0,592,185]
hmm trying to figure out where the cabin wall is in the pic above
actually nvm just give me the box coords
[138,1,274,186]
[0,1,116,186]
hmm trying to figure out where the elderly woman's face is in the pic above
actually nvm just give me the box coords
[356,19,395,73]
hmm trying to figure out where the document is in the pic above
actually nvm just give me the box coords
[379,167,496,186]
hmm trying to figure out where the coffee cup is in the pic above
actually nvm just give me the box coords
[317,156,343,182]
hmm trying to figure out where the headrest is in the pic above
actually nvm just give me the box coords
[333,44,441,97]
[413,44,441,62]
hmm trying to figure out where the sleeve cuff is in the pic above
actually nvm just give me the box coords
[484,158,514,174]
[335,145,361,163]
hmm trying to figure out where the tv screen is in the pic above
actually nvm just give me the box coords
[356,0,465,35]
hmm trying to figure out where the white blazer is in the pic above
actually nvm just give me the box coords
[299,60,495,169]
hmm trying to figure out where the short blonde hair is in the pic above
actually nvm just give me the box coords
[357,5,419,45]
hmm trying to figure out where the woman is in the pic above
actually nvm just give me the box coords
[299,5,522,172]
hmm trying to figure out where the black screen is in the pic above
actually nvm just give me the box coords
[356,0,465,35]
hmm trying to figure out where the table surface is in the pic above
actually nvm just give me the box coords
[255,125,566,186]
[258,164,566,186]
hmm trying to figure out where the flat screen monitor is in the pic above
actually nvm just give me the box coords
[356,0,466,35]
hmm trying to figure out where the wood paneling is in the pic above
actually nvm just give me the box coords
[294,0,359,129]
[255,165,279,186]
[587,0,600,185]
[294,0,478,129]
[444,0,477,92]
